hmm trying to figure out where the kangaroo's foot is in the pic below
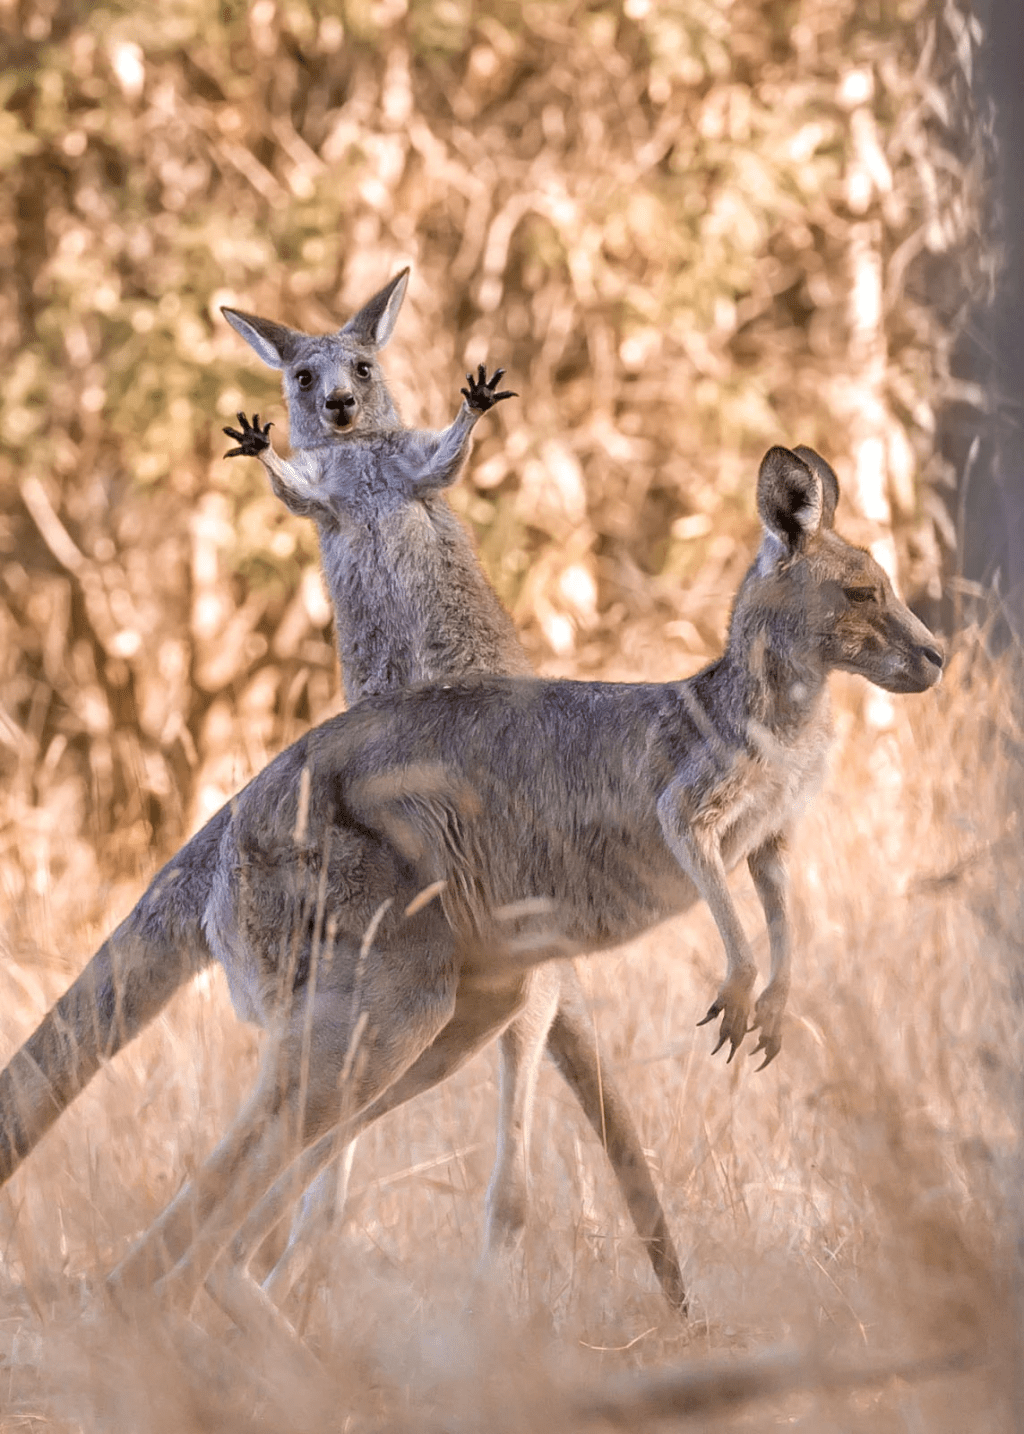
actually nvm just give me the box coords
[223,411,273,457]
[461,364,517,413]
[473,1231,530,1321]
[697,969,755,1062]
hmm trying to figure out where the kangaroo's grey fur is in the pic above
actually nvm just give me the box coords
[222,271,527,705]
[219,270,685,1309]
[0,442,939,1314]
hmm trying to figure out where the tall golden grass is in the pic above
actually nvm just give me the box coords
[0,624,1018,1432]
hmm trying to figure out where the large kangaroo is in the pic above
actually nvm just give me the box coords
[0,443,942,1313]
[219,270,684,1307]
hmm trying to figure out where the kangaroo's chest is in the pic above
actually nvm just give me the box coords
[705,710,832,868]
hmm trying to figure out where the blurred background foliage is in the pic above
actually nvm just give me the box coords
[0,0,986,912]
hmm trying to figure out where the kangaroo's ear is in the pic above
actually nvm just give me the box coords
[756,447,824,550]
[341,268,410,350]
[792,446,840,528]
[221,309,302,370]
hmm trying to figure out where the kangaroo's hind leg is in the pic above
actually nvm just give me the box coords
[258,962,686,1313]
[545,970,687,1312]
[261,966,560,1303]
[484,962,686,1311]
[109,929,460,1313]
[208,970,539,1320]
[260,1140,356,1303]
[483,964,561,1259]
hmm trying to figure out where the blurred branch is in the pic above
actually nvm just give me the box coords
[19,477,87,576]
[578,1342,984,1426]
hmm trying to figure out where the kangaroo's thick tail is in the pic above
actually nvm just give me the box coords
[546,969,688,1314]
[0,809,228,1185]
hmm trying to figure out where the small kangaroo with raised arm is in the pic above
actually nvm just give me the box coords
[218,269,686,1309]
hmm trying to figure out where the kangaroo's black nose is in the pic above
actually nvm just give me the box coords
[325,391,357,414]
[921,644,944,671]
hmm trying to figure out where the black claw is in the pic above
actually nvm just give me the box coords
[750,1030,781,1069]
[696,1002,721,1028]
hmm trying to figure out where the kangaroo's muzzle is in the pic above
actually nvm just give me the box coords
[325,390,358,428]
[913,640,945,688]
[881,637,945,693]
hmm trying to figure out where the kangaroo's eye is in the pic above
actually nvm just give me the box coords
[844,586,876,604]
[355,361,372,380]
[295,369,315,390]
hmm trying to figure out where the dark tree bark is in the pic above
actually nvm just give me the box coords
[964,1,1024,636]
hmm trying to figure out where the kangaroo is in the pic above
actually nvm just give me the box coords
[27,442,938,1313]
[218,270,685,1309]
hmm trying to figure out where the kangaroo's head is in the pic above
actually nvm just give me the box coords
[221,269,410,449]
[729,446,943,696]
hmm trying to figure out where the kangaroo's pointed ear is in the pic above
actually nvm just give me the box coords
[222,309,302,370]
[340,268,410,350]
[792,446,840,528]
[756,447,824,550]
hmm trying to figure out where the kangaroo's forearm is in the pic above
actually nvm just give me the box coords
[656,787,757,987]
[748,835,790,995]
[259,446,324,518]
[656,780,757,1060]
[413,404,480,490]
[747,835,791,1065]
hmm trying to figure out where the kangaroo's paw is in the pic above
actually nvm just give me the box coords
[461,363,517,413]
[697,971,755,1062]
[749,986,786,1070]
[223,411,273,458]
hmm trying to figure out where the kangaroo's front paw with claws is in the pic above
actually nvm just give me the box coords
[461,364,517,413]
[697,972,755,1062]
[223,412,273,458]
[749,986,786,1070]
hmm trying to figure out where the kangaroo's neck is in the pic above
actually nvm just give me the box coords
[318,497,530,703]
[710,626,830,748]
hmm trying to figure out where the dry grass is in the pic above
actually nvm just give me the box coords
[0,627,1018,1432]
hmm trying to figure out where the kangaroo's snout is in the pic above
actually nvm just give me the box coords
[877,625,944,694]
[899,610,944,692]
[911,638,944,690]
[325,390,358,428]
